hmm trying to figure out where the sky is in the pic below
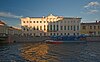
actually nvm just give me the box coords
[0,0,100,28]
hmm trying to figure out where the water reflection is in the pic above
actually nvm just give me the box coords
[1,42,100,62]
[20,43,59,62]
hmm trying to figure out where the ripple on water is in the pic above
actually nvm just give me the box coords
[1,42,100,62]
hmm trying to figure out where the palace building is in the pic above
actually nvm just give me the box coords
[20,14,81,36]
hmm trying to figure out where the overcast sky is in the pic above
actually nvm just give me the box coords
[0,0,100,28]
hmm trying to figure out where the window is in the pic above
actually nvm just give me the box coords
[57,25,59,31]
[40,33,42,36]
[44,21,46,23]
[77,33,79,35]
[61,33,63,35]
[64,33,66,35]
[47,25,49,31]
[30,33,32,36]
[33,27,35,30]
[54,33,55,35]
[40,26,42,30]
[93,32,96,35]
[23,28,25,30]
[27,29,29,31]
[23,21,25,23]
[33,21,35,23]
[37,26,39,30]
[77,26,79,30]
[68,26,70,30]
[73,33,75,35]
[53,25,55,30]
[56,21,59,23]
[82,26,86,29]
[50,25,52,30]
[61,26,63,30]
[64,21,66,23]
[25,25,28,27]
[50,33,52,36]
[57,33,59,35]
[44,25,46,30]
[98,31,100,35]
[34,33,35,36]
[68,33,70,35]
[61,21,63,23]
[71,26,72,30]
[74,25,76,31]
[64,26,66,30]
[30,26,32,28]
[30,21,32,23]
[90,26,92,29]
[71,21,73,23]
[94,26,96,29]
[44,33,46,36]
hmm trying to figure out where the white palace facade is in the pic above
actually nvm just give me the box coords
[20,14,81,36]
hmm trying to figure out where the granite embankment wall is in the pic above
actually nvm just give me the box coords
[86,36,100,42]
[8,35,100,43]
[8,35,51,43]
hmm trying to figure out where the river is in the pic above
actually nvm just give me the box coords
[0,42,100,62]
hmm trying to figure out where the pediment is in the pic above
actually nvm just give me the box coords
[46,14,58,18]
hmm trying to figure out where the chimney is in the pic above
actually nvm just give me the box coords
[43,16,44,18]
[96,20,98,23]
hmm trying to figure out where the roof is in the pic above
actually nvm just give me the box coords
[9,26,21,30]
[0,20,6,25]
[21,14,82,19]
[29,17,43,18]
[81,22,100,25]
[64,17,82,19]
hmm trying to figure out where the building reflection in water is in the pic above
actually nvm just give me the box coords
[20,43,59,62]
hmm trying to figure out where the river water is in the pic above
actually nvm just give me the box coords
[0,42,100,62]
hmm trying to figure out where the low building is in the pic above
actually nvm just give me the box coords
[80,21,100,36]
[21,14,81,36]
[8,26,22,35]
[0,20,8,34]
[0,20,22,36]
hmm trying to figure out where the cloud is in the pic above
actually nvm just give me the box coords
[84,1,100,8]
[87,10,99,14]
[81,9,99,15]
[83,1,100,14]
[0,12,23,18]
